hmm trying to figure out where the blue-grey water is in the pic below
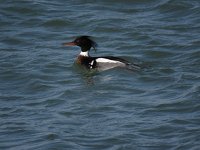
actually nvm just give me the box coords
[1,0,200,149]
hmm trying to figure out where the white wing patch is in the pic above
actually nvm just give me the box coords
[96,58,126,71]
[96,58,123,64]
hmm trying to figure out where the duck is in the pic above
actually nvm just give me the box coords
[63,36,140,71]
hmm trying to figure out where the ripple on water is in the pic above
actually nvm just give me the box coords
[1,0,200,149]
[42,19,73,28]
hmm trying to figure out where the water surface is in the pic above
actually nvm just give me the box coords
[0,0,200,149]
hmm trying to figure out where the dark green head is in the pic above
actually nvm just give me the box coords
[63,36,97,52]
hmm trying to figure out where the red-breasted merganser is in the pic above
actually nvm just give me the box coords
[63,36,140,71]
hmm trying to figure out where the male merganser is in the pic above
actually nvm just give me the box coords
[63,36,140,71]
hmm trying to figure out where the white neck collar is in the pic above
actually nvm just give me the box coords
[80,51,89,57]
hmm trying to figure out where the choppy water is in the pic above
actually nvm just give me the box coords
[1,0,200,149]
